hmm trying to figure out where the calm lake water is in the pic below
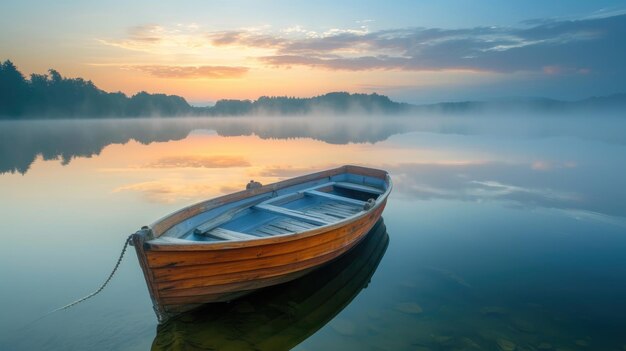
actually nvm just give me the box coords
[1,114,625,350]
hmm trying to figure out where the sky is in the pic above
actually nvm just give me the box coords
[1,0,626,104]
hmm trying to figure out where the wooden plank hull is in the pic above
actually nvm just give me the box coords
[151,219,390,351]
[132,165,391,323]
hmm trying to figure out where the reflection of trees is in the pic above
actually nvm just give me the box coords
[0,120,192,174]
[0,118,410,174]
[209,118,407,144]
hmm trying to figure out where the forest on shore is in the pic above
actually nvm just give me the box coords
[1,60,625,119]
[0,60,408,118]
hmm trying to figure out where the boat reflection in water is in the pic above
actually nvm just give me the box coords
[151,219,389,351]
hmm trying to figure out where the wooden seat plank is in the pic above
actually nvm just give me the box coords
[304,190,367,206]
[193,196,272,235]
[254,204,330,226]
[334,182,384,195]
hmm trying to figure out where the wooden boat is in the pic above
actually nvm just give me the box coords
[131,165,392,323]
[151,219,389,350]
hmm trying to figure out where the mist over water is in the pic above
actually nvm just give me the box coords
[2,112,625,174]
[1,112,626,350]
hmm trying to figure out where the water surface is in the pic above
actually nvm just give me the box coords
[1,115,625,350]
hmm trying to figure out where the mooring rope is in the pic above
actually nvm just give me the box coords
[31,234,134,323]
[12,233,135,333]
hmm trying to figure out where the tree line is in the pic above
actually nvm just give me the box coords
[0,60,192,118]
[0,60,410,118]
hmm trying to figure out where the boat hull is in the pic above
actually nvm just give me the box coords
[151,219,389,350]
[131,165,391,323]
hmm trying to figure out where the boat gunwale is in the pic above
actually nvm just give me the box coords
[143,165,391,252]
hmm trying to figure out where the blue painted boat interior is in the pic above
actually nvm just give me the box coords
[157,172,388,242]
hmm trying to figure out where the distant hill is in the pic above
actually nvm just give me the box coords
[415,94,626,114]
[1,59,625,118]
[202,92,411,116]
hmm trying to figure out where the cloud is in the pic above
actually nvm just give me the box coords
[96,14,626,95]
[127,24,164,43]
[208,30,287,48]
[144,155,250,168]
[131,65,249,79]
[531,160,577,171]
[98,23,208,53]
[386,161,626,218]
[256,164,339,178]
[468,180,577,202]
[99,24,167,51]
[209,14,626,74]
[114,180,220,203]
[258,55,414,71]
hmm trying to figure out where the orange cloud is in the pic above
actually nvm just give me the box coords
[255,164,339,178]
[531,160,577,171]
[132,65,249,79]
[127,24,164,43]
[144,155,250,168]
[114,180,218,203]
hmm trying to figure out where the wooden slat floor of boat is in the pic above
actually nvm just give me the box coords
[320,201,360,213]
[299,201,361,221]
[300,210,340,222]
[210,201,360,241]
[282,218,317,229]
[254,225,288,236]
[266,221,300,233]
[254,204,330,225]
[316,203,356,217]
